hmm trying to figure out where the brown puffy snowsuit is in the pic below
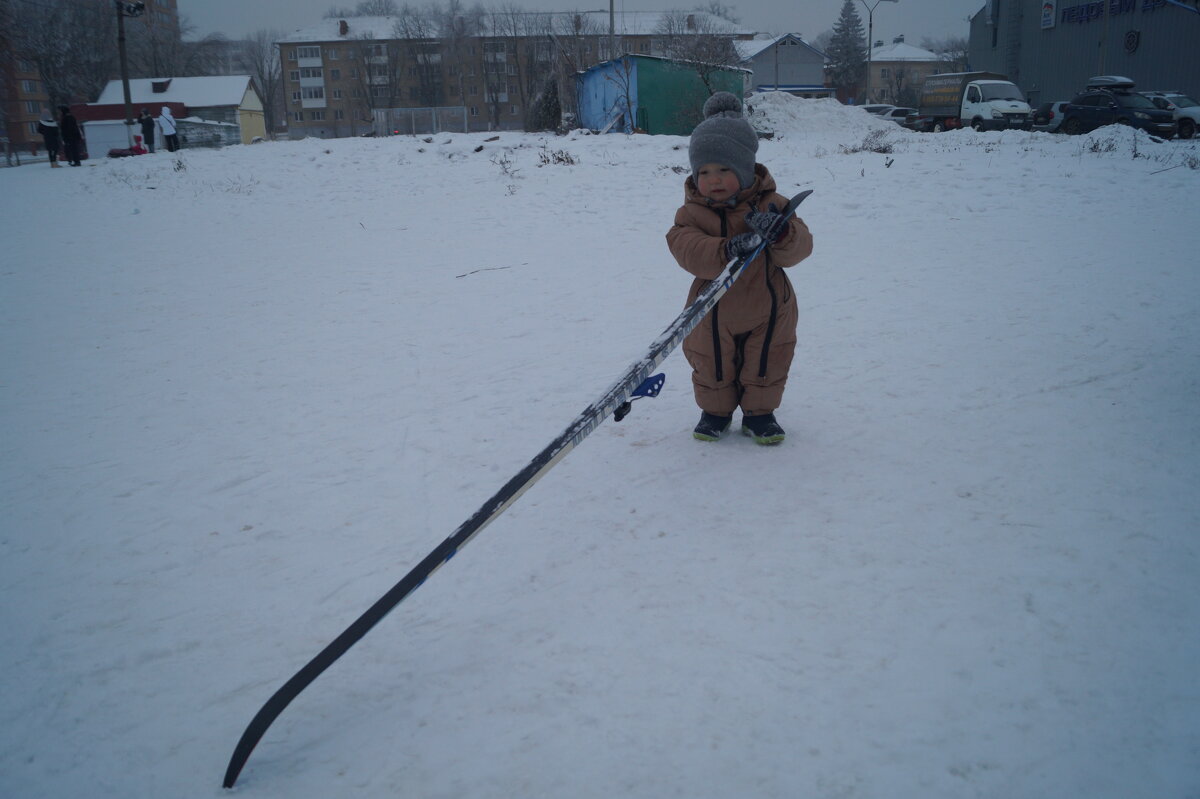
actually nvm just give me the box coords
[666,164,814,416]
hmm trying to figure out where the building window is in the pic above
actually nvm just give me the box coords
[27,121,39,136]
[297,46,321,59]
[289,70,300,81]
[25,100,42,113]
[352,87,364,98]
[292,111,303,122]
[639,42,650,53]
[300,67,323,78]
[510,105,519,115]
[332,88,343,99]
[469,106,479,116]
[469,85,478,96]
[334,109,344,119]
[302,87,325,99]
[349,68,358,78]
[330,68,340,80]
[328,49,338,60]
[310,110,325,120]
[880,68,889,78]
[22,79,40,93]
[288,49,296,61]
[291,91,301,102]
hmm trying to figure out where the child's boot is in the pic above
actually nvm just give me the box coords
[741,413,786,445]
[693,412,732,442]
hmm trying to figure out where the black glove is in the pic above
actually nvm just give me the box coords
[724,232,761,261]
[744,203,790,244]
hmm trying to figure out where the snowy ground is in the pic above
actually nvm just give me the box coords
[2,95,1199,798]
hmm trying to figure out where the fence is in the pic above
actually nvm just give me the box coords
[373,106,468,136]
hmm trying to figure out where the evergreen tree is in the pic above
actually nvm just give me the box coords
[826,0,866,99]
[525,76,561,132]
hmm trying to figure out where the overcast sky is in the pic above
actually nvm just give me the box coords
[180,0,983,46]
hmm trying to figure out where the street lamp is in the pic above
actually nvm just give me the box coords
[115,1,147,145]
[859,0,898,104]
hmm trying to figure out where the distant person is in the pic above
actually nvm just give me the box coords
[58,105,83,166]
[157,106,179,152]
[138,108,156,153]
[37,108,61,168]
[666,92,814,445]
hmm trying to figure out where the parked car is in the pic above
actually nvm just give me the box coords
[860,104,895,115]
[1059,76,1177,138]
[1031,101,1070,133]
[1141,91,1199,139]
[880,106,915,124]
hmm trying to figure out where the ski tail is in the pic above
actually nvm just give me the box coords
[221,189,811,789]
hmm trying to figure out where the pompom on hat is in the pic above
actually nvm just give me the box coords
[688,91,758,189]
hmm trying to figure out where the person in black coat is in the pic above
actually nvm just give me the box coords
[37,109,61,167]
[59,105,83,166]
[138,108,156,153]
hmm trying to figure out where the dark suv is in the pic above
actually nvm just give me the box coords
[1060,78,1177,138]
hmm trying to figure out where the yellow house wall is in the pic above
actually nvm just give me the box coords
[237,86,267,143]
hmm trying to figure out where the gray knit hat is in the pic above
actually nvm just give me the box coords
[688,92,758,189]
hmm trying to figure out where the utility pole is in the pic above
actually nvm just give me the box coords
[115,1,147,146]
[608,0,615,61]
[859,0,898,104]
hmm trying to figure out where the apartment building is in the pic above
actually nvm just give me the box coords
[278,11,750,138]
[865,36,945,106]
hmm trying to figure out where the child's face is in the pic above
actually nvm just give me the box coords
[695,163,740,202]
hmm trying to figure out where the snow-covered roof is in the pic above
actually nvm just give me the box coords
[735,33,826,62]
[279,11,749,43]
[869,41,940,62]
[95,76,256,108]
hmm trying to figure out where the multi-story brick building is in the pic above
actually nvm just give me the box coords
[277,11,750,138]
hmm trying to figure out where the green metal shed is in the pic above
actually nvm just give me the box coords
[576,54,749,136]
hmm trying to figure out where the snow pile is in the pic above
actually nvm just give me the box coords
[1,124,1198,799]
[747,92,899,138]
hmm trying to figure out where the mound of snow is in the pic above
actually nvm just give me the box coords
[746,92,896,138]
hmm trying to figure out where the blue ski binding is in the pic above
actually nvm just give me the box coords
[613,373,666,422]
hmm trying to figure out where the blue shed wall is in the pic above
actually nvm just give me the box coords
[576,59,639,133]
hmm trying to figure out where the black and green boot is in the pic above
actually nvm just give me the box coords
[692,412,733,442]
[741,413,786,445]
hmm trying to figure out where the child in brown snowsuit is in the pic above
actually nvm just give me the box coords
[666,92,814,444]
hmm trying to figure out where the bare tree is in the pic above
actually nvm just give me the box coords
[885,64,917,107]
[12,0,116,106]
[921,36,969,72]
[127,15,228,78]
[549,11,604,123]
[811,28,834,54]
[435,0,484,107]
[245,29,284,135]
[0,0,14,152]
[393,5,442,107]
[696,2,740,24]
[601,55,637,132]
[656,11,740,96]
[348,32,406,128]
